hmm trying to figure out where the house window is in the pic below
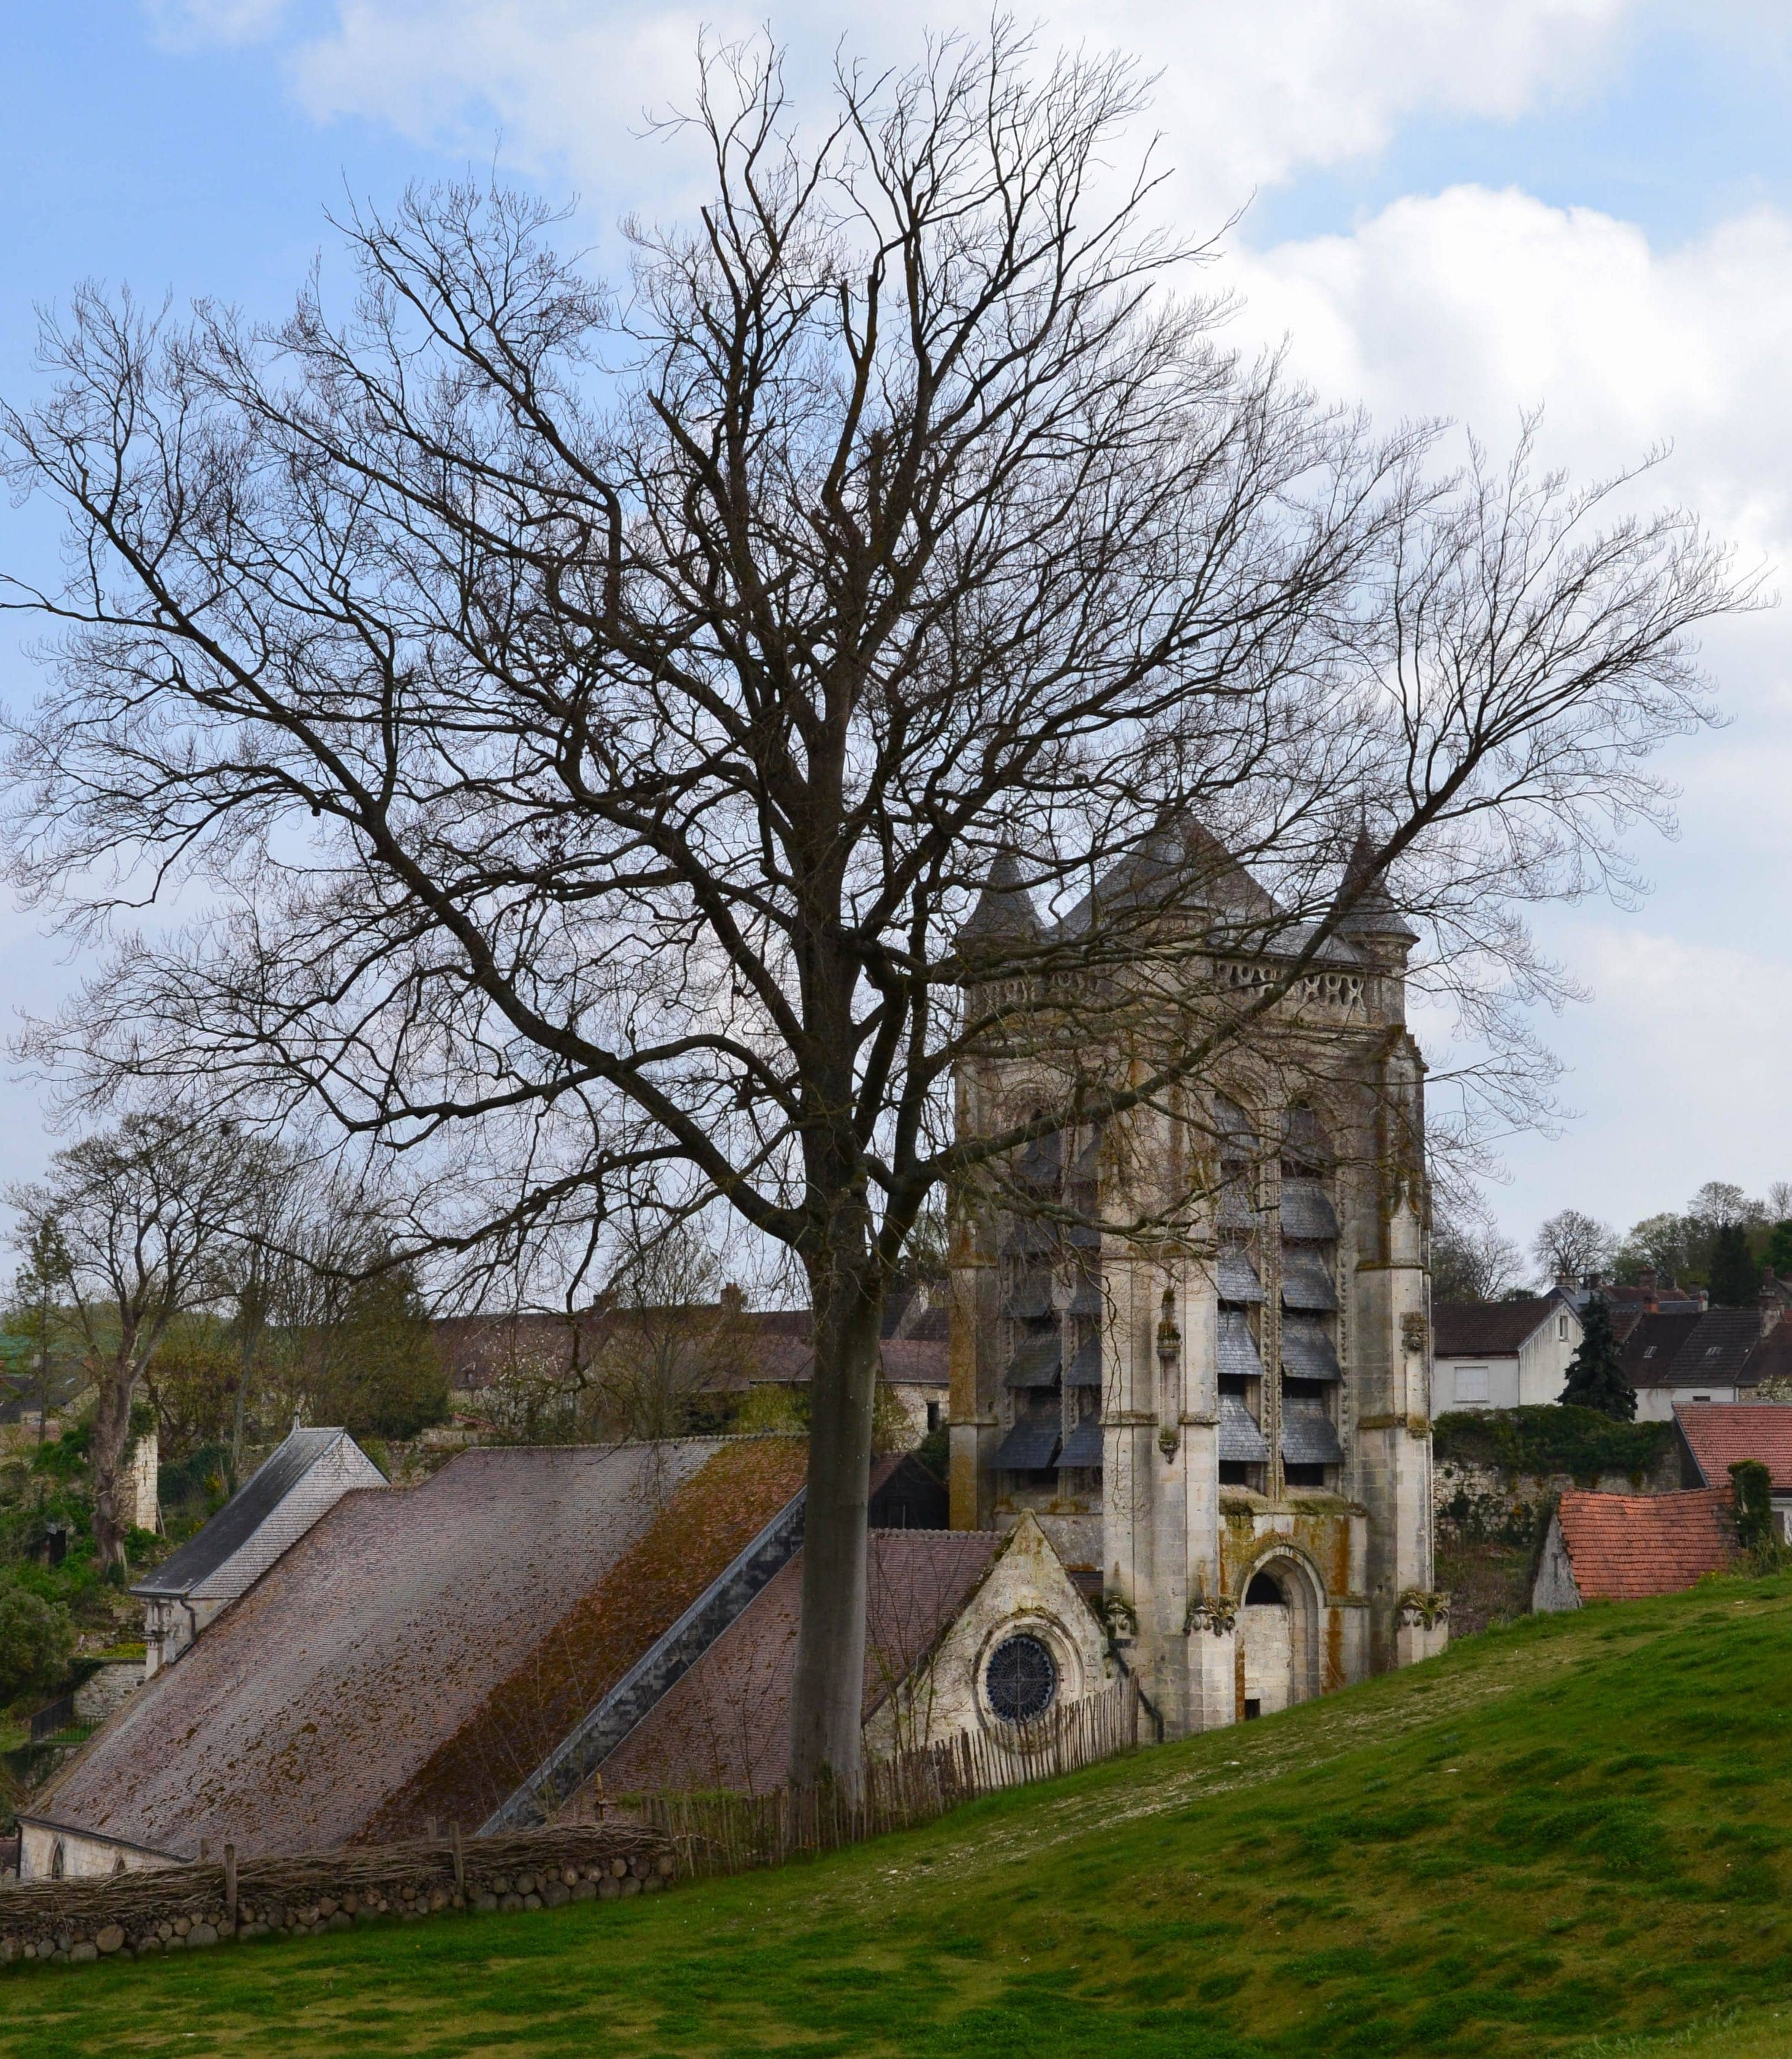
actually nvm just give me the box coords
[1454,1366,1490,1405]
[1643,1346,1656,1359]
[926,1402,941,1434]
[1558,1314,1568,1340]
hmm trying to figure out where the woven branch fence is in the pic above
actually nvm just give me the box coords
[641,1680,1137,1877]
[0,1823,671,1965]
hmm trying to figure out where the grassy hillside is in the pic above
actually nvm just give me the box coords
[6,1575,1792,2058]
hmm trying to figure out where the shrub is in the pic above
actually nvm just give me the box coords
[1434,1406,1672,1485]
[0,1575,76,1706]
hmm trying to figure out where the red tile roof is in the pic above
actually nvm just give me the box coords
[595,1530,1003,1794]
[1556,1488,1737,1602]
[1676,1404,1792,1494]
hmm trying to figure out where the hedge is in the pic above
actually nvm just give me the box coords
[1432,1405,1673,1483]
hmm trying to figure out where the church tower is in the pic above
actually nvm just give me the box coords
[948,829,1446,1735]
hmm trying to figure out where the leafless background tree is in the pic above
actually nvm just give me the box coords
[1429,1195,1524,1304]
[1529,1207,1620,1288]
[0,31,1752,1778]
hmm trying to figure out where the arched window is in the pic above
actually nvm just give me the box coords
[985,1634,1059,1723]
[1245,1570,1286,1607]
[1281,1104,1332,1176]
[49,1838,65,1880]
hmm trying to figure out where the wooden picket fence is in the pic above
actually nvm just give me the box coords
[639,1679,1138,1877]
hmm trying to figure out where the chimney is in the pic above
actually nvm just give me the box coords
[1638,1267,1657,1313]
[719,1283,745,1318]
[1761,1269,1782,1338]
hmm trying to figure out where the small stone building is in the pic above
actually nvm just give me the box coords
[1532,1488,1737,1612]
[132,1425,386,1677]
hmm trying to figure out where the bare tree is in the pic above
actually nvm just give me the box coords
[0,33,1749,1779]
[7,1114,263,1565]
[1429,1196,1523,1304]
[479,1228,756,1442]
[1530,1208,1619,1287]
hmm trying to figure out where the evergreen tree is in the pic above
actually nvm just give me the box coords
[1769,1220,1792,1276]
[1707,1223,1758,1307]
[1559,1295,1636,1420]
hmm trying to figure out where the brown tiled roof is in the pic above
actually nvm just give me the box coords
[1556,1488,1736,1602]
[37,1438,806,1861]
[1432,1299,1559,1356]
[595,1530,1003,1794]
[436,1301,946,1394]
[1677,1404,1792,1493]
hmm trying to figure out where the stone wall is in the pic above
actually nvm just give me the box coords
[1434,1447,1682,1551]
[0,1824,671,1971]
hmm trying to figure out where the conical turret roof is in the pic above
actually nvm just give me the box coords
[1335,831,1418,943]
[958,849,1042,946]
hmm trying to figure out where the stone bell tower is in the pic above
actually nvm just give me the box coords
[949,828,1445,1736]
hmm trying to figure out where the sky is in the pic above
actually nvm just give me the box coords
[1,0,1790,1266]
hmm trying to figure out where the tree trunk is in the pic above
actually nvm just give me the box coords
[89,1348,139,1571]
[787,1260,886,1792]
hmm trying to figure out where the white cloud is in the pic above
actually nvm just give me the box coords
[1232,185,1792,555]
[151,0,1642,217]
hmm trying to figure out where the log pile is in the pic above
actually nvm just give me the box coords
[0,1823,674,1968]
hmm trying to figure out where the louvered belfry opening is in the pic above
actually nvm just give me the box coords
[993,1117,1066,1482]
[993,1121,1105,1486]
[1215,1097,1268,1491]
[1279,1105,1342,1490]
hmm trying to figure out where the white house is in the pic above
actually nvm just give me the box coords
[1430,1292,1581,1415]
[132,1425,385,1677]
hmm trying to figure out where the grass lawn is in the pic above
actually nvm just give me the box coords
[5,1574,1792,2058]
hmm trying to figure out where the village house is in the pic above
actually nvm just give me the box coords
[1621,1302,1781,1419]
[1428,1293,1582,1415]
[433,1287,949,1448]
[132,1425,385,1677]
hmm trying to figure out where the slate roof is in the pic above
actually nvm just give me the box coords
[1431,1299,1564,1358]
[1281,1317,1340,1381]
[1555,1488,1736,1602]
[132,1428,349,1600]
[37,1438,808,1860]
[1624,1309,1764,1390]
[1677,1404,1792,1494]
[595,1530,1006,1795]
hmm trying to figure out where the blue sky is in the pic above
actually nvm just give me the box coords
[1,0,1789,1267]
